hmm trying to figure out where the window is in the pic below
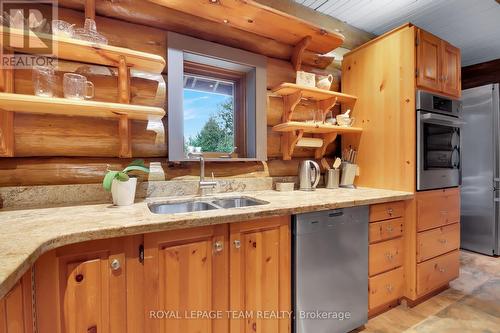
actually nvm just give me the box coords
[183,61,245,157]
[167,32,267,161]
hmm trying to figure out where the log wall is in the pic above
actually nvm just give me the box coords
[0,1,361,186]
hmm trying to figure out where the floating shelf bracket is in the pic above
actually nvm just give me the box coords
[282,91,303,123]
[118,56,132,158]
[282,129,304,160]
[0,50,14,157]
[291,36,312,71]
[318,96,338,122]
[315,132,338,159]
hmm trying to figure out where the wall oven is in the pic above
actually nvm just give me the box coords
[417,90,463,191]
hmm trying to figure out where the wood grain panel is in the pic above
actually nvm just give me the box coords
[341,25,416,192]
[417,223,460,263]
[369,267,404,310]
[441,41,461,97]
[369,201,405,222]
[369,218,404,244]
[369,238,404,277]
[229,216,291,333]
[416,250,459,296]
[416,29,441,93]
[144,225,228,333]
[416,188,460,232]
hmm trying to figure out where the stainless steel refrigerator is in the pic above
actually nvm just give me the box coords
[461,83,500,256]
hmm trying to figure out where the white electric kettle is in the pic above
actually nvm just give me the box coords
[298,160,321,191]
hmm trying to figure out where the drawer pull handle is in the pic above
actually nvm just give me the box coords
[440,210,448,215]
[233,240,241,249]
[386,284,394,293]
[214,241,224,253]
[386,225,394,233]
[435,266,446,273]
[438,239,448,244]
[385,252,395,261]
[110,259,121,271]
[387,208,394,216]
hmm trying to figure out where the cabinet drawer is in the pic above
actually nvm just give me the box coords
[369,267,404,310]
[417,188,460,232]
[417,223,460,262]
[370,218,404,244]
[417,250,459,296]
[370,201,405,222]
[369,238,403,276]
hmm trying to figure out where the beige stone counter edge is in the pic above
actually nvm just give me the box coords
[0,188,413,299]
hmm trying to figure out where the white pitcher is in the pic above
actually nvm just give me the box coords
[316,74,334,90]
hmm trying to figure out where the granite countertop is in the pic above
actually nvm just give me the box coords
[0,187,413,299]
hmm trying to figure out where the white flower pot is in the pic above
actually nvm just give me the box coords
[111,178,137,206]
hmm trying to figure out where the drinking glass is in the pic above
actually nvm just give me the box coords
[63,73,94,100]
[51,20,75,38]
[32,66,55,97]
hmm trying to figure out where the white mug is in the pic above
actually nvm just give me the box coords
[63,73,94,100]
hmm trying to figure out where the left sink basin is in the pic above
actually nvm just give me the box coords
[148,201,219,214]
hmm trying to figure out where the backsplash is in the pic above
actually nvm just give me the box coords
[0,177,275,209]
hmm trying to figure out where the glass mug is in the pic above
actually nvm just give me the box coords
[63,73,94,100]
[33,66,55,97]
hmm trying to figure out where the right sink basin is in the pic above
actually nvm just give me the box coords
[210,196,269,209]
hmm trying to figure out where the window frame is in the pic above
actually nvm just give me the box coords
[167,32,267,162]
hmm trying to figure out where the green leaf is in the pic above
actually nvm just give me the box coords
[123,165,150,174]
[103,171,119,191]
[128,159,146,168]
[116,172,130,181]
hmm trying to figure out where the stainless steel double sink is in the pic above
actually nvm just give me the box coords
[148,196,269,214]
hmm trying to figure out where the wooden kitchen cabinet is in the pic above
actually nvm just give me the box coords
[416,29,442,93]
[229,216,291,333]
[0,271,33,333]
[416,29,461,98]
[35,236,143,333]
[143,224,229,333]
[416,188,460,232]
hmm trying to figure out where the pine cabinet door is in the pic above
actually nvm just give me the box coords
[441,41,461,98]
[229,216,291,333]
[416,29,442,93]
[35,237,139,333]
[144,224,229,333]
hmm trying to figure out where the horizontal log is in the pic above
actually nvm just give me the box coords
[58,0,333,69]
[0,156,338,186]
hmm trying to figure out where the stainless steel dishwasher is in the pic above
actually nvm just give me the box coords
[293,206,368,333]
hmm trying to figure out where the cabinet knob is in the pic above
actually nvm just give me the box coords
[438,238,448,244]
[385,252,395,261]
[386,225,394,233]
[110,259,121,271]
[214,241,224,253]
[386,284,394,293]
[233,240,241,249]
[387,208,394,216]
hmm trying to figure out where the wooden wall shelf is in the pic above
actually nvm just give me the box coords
[0,93,165,120]
[273,121,362,160]
[272,84,360,160]
[272,83,358,123]
[1,28,166,73]
[273,121,362,134]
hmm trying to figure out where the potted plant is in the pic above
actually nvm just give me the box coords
[103,160,150,206]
